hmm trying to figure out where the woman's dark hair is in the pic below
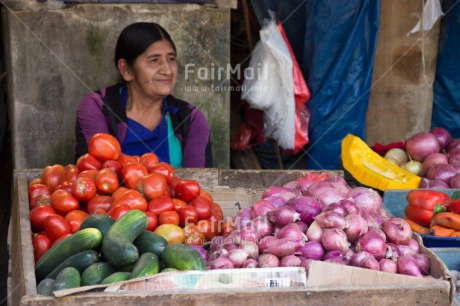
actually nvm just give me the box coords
[114,22,176,68]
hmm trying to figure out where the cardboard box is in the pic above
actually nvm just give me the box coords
[8,169,454,305]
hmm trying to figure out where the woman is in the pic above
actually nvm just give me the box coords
[75,22,212,168]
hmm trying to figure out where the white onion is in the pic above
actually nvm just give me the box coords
[384,148,408,166]
[403,160,422,176]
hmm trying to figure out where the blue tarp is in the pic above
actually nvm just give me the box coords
[432,0,460,138]
[249,0,380,170]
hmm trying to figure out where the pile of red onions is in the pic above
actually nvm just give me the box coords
[205,172,431,278]
[396,127,460,188]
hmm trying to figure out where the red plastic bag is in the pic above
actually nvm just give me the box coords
[278,22,311,155]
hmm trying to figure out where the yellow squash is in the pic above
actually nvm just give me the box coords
[341,134,421,191]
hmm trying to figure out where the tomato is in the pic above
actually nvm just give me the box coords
[87,195,113,214]
[168,177,183,198]
[32,234,52,263]
[63,164,79,183]
[144,211,159,231]
[65,210,89,233]
[29,184,51,210]
[196,219,219,241]
[28,177,42,188]
[140,152,159,171]
[120,162,148,189]
[95,168,119,194]
[93,208,108,214]
[175,180,201,203]
[30,205,56,232]
[177,205,199,227]
[88,133,121,162]
[30,194,52,210]
[190,196,212,220]
[117,153,139,167]
[108,203,131,221]
[212,202,224,220]
[148,162,175,184]
[183,224,206,245]
[220,219,235,236]
[111,189,147,211]
[52,233,72,247]
[41,164,65,191]
[164,186,172,198]
[56,181,74,194]
[147,195,175,216]
[76,153,102,172]
[200,189,214,203]
[51,189,80,215]
[208,212,223,222]
[102,160,122,176]
[44,214,71,241]
[154,224,185,244]
[138,173,168,200]
[111,186,129,199]
[158,210,180,226]
[77,169,99,181]
[172,198,188,211]
[71,177,97,202]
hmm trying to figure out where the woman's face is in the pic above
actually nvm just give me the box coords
[129,39,178,100]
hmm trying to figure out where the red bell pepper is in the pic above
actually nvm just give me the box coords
[404,190,452,227]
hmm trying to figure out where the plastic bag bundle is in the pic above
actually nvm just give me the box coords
[242,18,295,150]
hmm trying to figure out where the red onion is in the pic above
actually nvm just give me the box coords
[263,196,287,208]
[340,199,360,215]
[258,253,280,268]
[449,159,460,173]
[362,214,381,230]
[300,258,314,272]
[306,181,335,196]
[249,217,273,238]
[348,187,382,216]
[344,248,355,264]
[405,132,440,162]
[400,245,418,257]
[325,258,347,265]
[321,228,350,252]
[228,249,249,268]
[355,231,387,261]
[276,223,308,241]
[298,241,325,260]
[224,230,241,246]
[413,254,431,275]
[369,228,387,241]
[240,227,261,243]
[188,245,209,262]
[359,256,380,270]
[262,238,305,257]
[315,189,351,206]
[406,238,421,254]
[280,255,302,267]
[210,257,234,269]
[448,138,460,151]
[379,258,397,273]
[208,247,229,262]
[241,258,259,268]
[223,243,239,252]
[210,236,224,253]
[258,236,278,253]
[397,256,423,277]
[448,148,460,161]
[350,251,374,267]
[386,243,402,259]
[282,180,300,190]
[236,208,251,228]
[314,211,348,229]
[324,250,345,261]
[344,214,369,243]
[325,176,352,193]
[262,186,297,202]
[250,200,275,219]
[294,220,308,232]
[306,220,323,242]
[418,178,450,189]
[296,177,316,193]
[421,153,448,176]
[321,203,346,216]
[430,127,452,151]
[450,173,460,188]
[382,218,412,245]
[239,241,259,260]
[427,163,457,185]
[286,196,323,225]
[267,205,301,226]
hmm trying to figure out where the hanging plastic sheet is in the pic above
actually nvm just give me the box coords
[431,0,460,138]
[301,0,381,170]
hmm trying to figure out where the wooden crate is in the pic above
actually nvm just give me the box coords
[8,169,455,305]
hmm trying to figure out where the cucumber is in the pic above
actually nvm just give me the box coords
[45,250,100,280]
[130,252,159,279]
[81,262,118,286]
[161,267,178,273]
[160,244,205,271]
[37,278,55,296]
[35,228,103,282]
[101,271,132,284]
[79,214,115,238]
[102,210,148,267]
[52,267,81,291]
[133,231,168,256]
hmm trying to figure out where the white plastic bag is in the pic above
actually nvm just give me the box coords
[241,18,295,150]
